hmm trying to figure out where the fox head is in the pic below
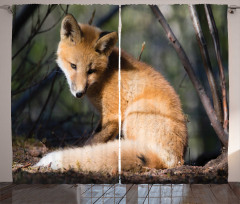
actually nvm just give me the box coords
[56,14,118,98]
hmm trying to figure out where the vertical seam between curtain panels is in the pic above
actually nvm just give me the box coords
[118,5,122,184]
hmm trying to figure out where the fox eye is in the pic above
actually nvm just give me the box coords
[87,69,96,75]
[87,63,96,75]
[71,63,77,70]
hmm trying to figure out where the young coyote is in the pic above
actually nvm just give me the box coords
[36,14,187,173]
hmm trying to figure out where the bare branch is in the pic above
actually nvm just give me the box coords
[189,5,223,123]
[45,80,65,124]
[37,14,63,34]
[11,67,60,115]
[178,73,187,90]
[138,41,146,61]
[65,5,69,14]
[149,5,228,147]
[59,5,69,15]
[12,42,34,80]
[204,4,228,133]
[12,5,57,60]
[88,9,96,25]
[12,47,49,93]
[12,66,55,96]
[27,71,58,138]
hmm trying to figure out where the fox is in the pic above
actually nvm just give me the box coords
[35,14,188,173]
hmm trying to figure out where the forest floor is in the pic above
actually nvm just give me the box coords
[12,138,227,184]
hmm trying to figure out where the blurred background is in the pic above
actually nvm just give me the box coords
[11,4,228,165]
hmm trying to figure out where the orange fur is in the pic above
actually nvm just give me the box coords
[35,14,188,173]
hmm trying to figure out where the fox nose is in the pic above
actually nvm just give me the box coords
[76,92,84,98]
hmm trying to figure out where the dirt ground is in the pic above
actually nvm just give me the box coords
[12,139,227,184]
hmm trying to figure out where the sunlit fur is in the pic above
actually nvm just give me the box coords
[36,14,188,173]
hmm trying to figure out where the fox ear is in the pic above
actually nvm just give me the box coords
[60,14,82,44]
[95,32,118,56]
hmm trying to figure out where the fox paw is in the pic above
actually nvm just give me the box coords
[35,151,63,170]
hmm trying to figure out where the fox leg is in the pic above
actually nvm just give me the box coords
[85,119,118,145]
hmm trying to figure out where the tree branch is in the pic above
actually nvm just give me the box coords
[204,4,228,133]
[27,71,58,138]
[88,9,96,25]
[11,67,60,115]
[149,5,228,147]
[12,5,56,60]
[189,5,223,123]
[138,41,146,61]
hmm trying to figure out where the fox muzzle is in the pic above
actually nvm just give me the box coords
[76,91,84,98]
[75,83,88,98]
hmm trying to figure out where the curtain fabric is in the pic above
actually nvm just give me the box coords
[11,4,228,184]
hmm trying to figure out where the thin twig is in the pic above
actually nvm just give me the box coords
[138,41,146,61]
[38,5,69,34]
[12,5,56,60]
[178,73,187,90]
[59,5,69,15]
[12,42,35,80]
[189,5,223,123]
[60,133,67,147]
[12,67,56,96]
[88,9,96,25]
[45,80,65,124]
[27,71,58,138]
[12,47,49,94]
[65,5,69,14]
[22,163,31,168]
[12,67,59,116]
[204,4,228,133]
[149,5,228,147]
[37,15,63,34]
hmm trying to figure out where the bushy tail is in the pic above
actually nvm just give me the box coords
[35,140,182,173]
